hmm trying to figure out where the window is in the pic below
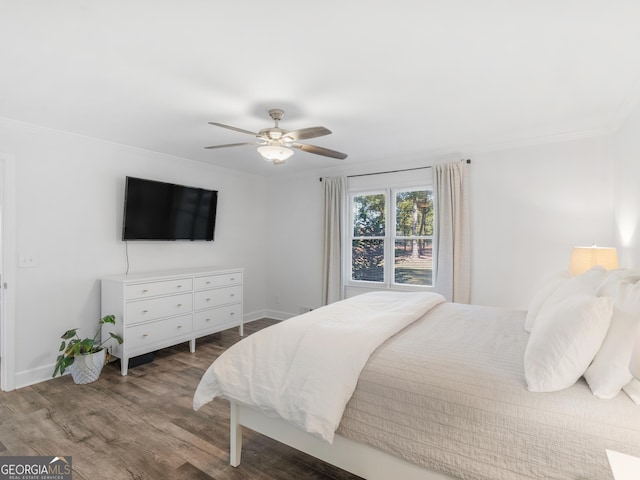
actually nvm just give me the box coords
[349,187,434,288]
[351,193,386,282]
[394,189,434,286]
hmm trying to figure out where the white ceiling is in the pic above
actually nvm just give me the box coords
[1,1,639,176]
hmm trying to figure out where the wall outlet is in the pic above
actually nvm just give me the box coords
[300,306,314,314]
[19,255,38,268]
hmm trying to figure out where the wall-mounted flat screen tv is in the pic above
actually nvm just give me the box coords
[122,176,218,241]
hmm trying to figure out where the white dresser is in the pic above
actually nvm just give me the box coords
[101,267,243,375]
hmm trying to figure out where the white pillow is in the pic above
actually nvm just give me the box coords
[524,271,570,332]
[584,276,640,398]
[623,378,640,405]
[525,294,613,392]
[530,267,607,332]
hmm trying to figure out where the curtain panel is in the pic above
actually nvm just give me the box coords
[322,177,346,305]
[434,162,471,303]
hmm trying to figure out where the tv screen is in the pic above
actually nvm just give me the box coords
[122,177,218,241]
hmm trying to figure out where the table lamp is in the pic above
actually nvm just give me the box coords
[569,246,619,276]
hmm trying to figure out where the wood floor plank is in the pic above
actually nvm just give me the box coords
[0,319,363,479]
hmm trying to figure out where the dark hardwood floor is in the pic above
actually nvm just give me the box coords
[0,319,362,480]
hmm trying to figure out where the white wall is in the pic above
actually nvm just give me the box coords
[611,102,640,269]
[470,136,614,308]
[265,174,325,318]
[265,135,615,315]
[0,118,267,388]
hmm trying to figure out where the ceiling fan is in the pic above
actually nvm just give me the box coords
[205,109,348,165]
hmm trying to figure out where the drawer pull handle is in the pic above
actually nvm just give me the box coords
[206,318,211,322]
[230,278,235,281]
[206,281,211,285]
[142,309,149,313]
[230,312,235,316]
[142,333,149,337]
[177,325,182,329]
[230,293,235,297]
[177,303,183,307]
[206,298,211,302]
[177,285,182,288]
[142,289,149,293]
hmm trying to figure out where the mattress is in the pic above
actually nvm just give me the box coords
[336,302,640,480]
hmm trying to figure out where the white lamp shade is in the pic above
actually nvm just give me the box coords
[630,326,640,380]
[569,246,619,276]
[258,145,294,163]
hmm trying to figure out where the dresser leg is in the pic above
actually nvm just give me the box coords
[121,357,128,376]
[189,338,196,353]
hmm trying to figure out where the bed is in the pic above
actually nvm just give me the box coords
[194,280,640,479]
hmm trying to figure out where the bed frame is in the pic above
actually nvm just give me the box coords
[229,401,454,480]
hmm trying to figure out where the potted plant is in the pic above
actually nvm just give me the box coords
[53,314,123,384]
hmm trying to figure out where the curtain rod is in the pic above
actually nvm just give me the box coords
[319,158,470,182]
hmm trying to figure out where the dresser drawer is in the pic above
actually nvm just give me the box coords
[125,293,193,324]
[125,278,193,300]
[194,285,241,310]
[126,314,192,349]
[194,272,242,290]
[193,304,241,331]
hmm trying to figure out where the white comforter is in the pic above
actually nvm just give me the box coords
[193,291,445,443]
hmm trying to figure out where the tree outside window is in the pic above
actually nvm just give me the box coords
[350,188,434,287]
[394,190,433,286]
[351,193,385,282]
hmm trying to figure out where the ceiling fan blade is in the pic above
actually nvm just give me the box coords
[292,143,348,160]
[283,126,331,141]
[208,122,258,136]
[204,142,260,149]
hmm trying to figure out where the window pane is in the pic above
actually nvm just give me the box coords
[394,239,433,286]
[395,190,433,236]
[352,239,384,282]
[353,194,386,237]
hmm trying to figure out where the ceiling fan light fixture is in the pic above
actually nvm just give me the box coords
[206,108,347,162]
[258,145,294,163]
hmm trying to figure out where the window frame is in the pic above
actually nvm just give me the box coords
[346,183,436,291]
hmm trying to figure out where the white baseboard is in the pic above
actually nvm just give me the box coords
[263,309,295,321]
[16,364,59,389]
[245,309,296,322]
[243,309,268,322]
